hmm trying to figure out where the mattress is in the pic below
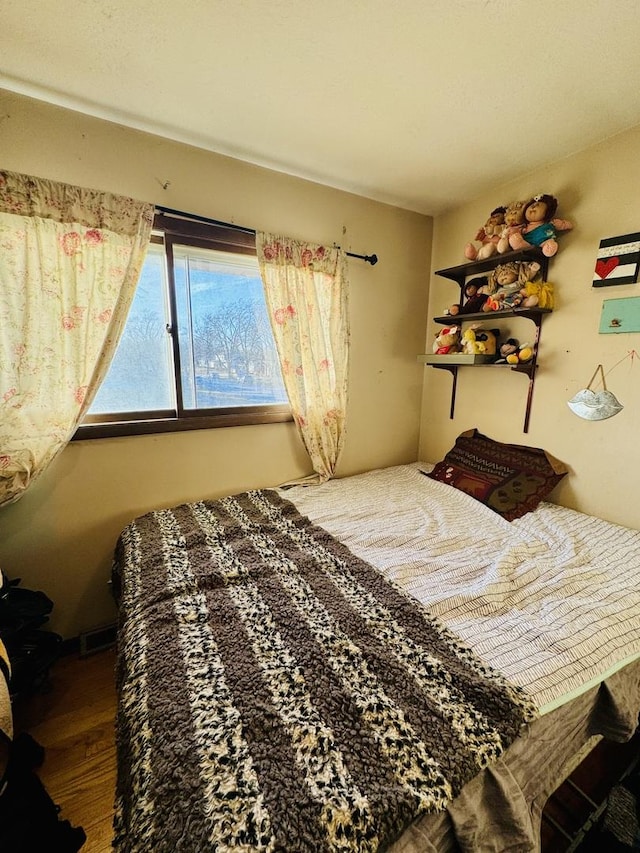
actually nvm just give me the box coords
[284,463,640,714]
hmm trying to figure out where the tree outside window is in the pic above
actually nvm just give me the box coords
[78,215,289,438]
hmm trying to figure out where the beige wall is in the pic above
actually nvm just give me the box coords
[420,126,640,530]
[0,91,432,638]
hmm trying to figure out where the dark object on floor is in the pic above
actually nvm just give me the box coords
[0,732,86,852]
[595,774,640,850]
[0,574,62,698]
[578,761,640,851]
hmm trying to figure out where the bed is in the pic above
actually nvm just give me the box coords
[112,434,640,852]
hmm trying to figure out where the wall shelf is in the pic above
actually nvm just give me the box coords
[433,307,552,326]
[435,247,548,287]
[421,251,553,433]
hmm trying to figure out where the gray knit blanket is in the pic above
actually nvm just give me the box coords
[113,489,536,853]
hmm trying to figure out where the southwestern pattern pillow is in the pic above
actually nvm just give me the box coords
[427,428,568,521]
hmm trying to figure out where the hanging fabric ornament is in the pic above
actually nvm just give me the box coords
[567,364,624,420]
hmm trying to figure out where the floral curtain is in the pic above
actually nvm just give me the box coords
[257,232,350,483]
[0,170,154,506]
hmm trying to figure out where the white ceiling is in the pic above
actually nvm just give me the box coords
[2,0,640,216]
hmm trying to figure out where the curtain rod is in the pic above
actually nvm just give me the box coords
[155,205,378,265]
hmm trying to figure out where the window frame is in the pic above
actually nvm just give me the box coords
[74,212,291,440]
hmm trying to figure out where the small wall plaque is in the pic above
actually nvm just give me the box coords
[593,232,640,287]
[599,296,640,333]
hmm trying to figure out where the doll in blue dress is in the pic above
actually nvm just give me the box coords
[508,194,572,257]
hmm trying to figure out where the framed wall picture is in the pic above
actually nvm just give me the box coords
[592,232,640,287]
[599,296,640,333]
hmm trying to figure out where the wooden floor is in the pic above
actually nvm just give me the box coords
[12,647,118,853]
[10,647,640,852]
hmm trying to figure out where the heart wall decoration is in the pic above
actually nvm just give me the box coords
[593,232,640,287]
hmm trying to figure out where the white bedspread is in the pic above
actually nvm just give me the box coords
[283,463,640,714]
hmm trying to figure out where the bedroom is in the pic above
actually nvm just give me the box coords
[1,2,640,851]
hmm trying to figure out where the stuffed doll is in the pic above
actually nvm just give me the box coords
[487,260,541,292]
[459,277,490,314]
[507,194,572,257]
[497,200,528,253]
[464,207,506,261]
[482,260,541,311]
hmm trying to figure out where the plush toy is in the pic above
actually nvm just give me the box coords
[483,288,520,312]
[520,280,554,309]
[461,325,498,356]
[503,279,555,310]
[496,337,520,363]
[432,325,461,355]
[507,194,573,257]
[497,200,528,253]
[464,207,506,261]
[459,277,490,314]
[505,342,534,364]
[482,260,541,311]
[500,289,526,310]
[461,328,482,354]
[488,260,541,292]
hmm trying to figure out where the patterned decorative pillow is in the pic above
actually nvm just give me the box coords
[427,428,568,521]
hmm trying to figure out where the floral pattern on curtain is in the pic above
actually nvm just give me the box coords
[257,232,350,483]
[0,170,154,506]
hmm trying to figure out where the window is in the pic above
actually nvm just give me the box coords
[76,212,290,438]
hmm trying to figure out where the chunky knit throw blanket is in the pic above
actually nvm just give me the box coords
[113,489,537,853]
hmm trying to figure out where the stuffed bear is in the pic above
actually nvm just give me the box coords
[432,325,461,355]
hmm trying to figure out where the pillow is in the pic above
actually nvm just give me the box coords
[426,428,568,521]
